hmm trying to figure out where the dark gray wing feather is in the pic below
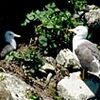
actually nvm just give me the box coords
[0,45,14,58]
[75,40,100,72]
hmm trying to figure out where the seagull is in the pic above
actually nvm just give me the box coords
[0,31,20,59]
[69,26,100,78]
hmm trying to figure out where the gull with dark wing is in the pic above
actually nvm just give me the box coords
[0,31,20,59]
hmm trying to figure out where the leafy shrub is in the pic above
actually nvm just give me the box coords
[21,2,86,57]
[26,90,40,100]
[70,0,87,11]
[5,48,44,71]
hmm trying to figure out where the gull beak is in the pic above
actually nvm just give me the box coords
[13,33,21,38]
[68,28,76,35]
[68,29,75,32]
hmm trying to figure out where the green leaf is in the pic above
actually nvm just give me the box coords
[39,36,48,47]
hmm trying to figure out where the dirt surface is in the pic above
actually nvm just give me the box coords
[0,44,69,100]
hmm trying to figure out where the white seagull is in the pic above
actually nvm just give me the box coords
[69,26,100,78]
[0,31,20,58]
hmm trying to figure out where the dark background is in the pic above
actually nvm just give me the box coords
[0,0,99,44]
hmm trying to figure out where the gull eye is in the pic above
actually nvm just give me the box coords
[9,33,12,36]
[76,29,80,31]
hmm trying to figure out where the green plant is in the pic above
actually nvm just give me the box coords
[26,90,40,100]
[5,51,22,61]
[21,2,85,57]
[70,0,87,11]
[5,48,44,72]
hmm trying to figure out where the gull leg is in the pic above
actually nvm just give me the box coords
[77,68,85,80]
[81,69,85,80]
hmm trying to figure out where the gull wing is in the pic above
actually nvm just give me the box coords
[75,40,100,72]
[0,45,14,58]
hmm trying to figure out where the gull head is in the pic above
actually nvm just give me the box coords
[69,26,88,39]
[5,31,20,43]
[5,31,21,49]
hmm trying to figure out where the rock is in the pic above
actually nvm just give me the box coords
[44,56,56,65]
[56,49,81,69]
[0,73,34,100]
[39,63,55,87]
[85,5,100,29]
[0,82,13,100]
[86,5,97,11]
[57,72,95,100]
[39,63,55,73]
